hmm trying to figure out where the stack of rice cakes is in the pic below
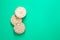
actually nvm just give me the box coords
[11,7,26,34]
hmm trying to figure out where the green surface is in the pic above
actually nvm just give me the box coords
[0,0,60,40]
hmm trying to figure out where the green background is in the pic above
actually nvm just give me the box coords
[0,0,60,40]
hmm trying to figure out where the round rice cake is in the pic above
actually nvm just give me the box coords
[11,15,22,25]
[14,23,25,34]
[15,7,26,18]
